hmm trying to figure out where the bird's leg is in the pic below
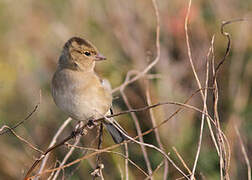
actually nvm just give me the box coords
[87,116,99,129]
[87,119,95,127]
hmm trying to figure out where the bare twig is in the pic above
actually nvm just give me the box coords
[62,144,149,177]
[1,126,43,154]
[211,18,248,180]
[124,143,129,180]
[184,0,220,156]
[145,79,168,179]
[176,174,192,180]
[110,0,161,174]
[215,18,248,77]
[94,96,215,125]
[0,90,41,135]
[25,87,212,179]
[235,126,251,180]
[36,117,72,180]
[92,123,104,180]
[28,94,209,179]
[24,121,85,180]
[211,18,249,180]
[51,122,83,180]
[172,147,192,176]
[118,71,153,177]
[121,90,153,177]
[66,129,105,179]
[103,117,185,180]
[47,160,61,180]
[112,0,160,94]
[212,35,225,180]
[31,128,191,180]
[144,160,164,180]
[26,98,211,180]
[190,35,214,180]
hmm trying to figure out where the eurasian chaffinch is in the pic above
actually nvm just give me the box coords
[51,37,126,143]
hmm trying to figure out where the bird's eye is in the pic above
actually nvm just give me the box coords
[84,51,91,56]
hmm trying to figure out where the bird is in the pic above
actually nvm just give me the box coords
[51,37,127,144]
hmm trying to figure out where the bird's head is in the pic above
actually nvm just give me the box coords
[60,37,106,71]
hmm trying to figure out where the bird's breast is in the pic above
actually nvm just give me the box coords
[52,69,112,121]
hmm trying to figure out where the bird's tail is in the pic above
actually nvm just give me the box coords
[105,119,128,144]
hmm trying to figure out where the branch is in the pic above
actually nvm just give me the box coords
[112,0,160,94]
[235,125,251,180]
[184,0,220,156]
[35,117,72,180]
[0,90,41,135]
[24,87,213,179]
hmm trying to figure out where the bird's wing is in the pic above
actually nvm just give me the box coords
[104,109,128,144]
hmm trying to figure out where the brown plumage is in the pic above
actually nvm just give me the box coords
[52,37,127,143]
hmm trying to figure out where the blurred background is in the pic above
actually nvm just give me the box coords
[0,0,251,179]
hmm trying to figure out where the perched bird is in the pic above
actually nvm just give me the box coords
[52,37,127,143]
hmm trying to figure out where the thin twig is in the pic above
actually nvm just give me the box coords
[29,93,211,180]
[94,96,215,125]
[212,20,249,179]
[121,90,153,177]
[47,160,61,180]
[25,87,212,179]
[215,18,248,77]
[101,115,190,179]
[63,144,149,177]
[145,79,168,180]
[144,160,164,180]
[0,90,41,135]
[112,0,160,94]
[211,18,247,180]
[119,70,153,177]
[32,126,190,180]
[235,125,251,180]
[184,0,220,156]
[66,130,103,179]
[26,98,210,180]
[1,126,43,154]
[51,122,83,180]
[124,142,129,180]
[111,0,161,174]
[92,123,104,180]
[212,36,225,180]
[190,35,213,180]
[36,117,72,180]
[24,122,83,180]
[176,174,191,180]
[172,147,192,176]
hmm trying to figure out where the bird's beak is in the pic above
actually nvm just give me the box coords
[95,53,106,61]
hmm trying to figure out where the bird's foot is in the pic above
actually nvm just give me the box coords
[87,118,98,129]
